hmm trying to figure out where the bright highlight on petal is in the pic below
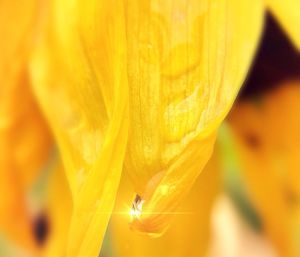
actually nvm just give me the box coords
[110,149,220,257]
[130,195,144,220]
[125,0,264,235]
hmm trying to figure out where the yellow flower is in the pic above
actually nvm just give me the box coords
[110,149,220,257]
[30,0,128,256]
[228,82,300,257]
[0,0,298,256]
[125,0,264,235]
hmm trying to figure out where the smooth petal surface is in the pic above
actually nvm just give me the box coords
[30,0,128,256]
[266,0,300,50]
[125,0,264,234]
[229,82,300,257]
[0,0,52,250]
[110,150,220,257]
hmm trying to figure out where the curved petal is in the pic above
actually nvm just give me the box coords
[125,0,264,234]
[30,0,129,256]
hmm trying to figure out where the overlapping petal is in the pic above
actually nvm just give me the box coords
[30,0,129,256]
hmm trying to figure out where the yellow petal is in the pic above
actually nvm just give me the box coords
[229,81,300,257]
[125,0,264,234]
[0,0,52,251]
[30,0,129,256]
[110,149,220,257]
[266,0,300,50]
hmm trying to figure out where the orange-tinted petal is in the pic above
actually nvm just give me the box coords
[0,0,52,251]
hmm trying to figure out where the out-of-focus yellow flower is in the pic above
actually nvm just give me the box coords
[30,0,128,256]
[125,0,264,235]
[0,75,53,252]
[0,0,53,251]
[110,149,220,257]
[229,82,300,257]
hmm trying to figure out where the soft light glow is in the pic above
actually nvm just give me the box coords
[130,208,142,219]
[130,195,144,219]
